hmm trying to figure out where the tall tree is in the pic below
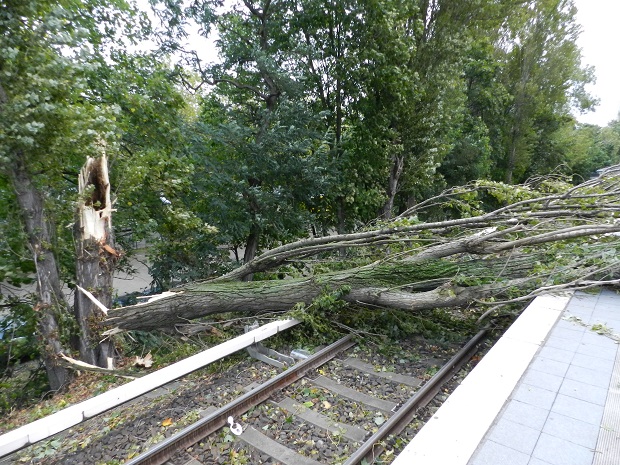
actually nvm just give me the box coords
[291,0,483,222]
[162,0,331,273]
[495,0,595,183]
[439,36,509,187]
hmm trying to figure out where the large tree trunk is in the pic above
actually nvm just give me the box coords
[74,153,119,369]
[10,155,71,391]
[104,256,539,331]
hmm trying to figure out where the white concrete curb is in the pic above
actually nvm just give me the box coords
[0,319,299,457]
[392,294,571,465]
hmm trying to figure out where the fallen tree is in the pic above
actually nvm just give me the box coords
[104,167,620,332]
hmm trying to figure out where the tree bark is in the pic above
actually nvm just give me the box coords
[10,154,71,391]
[380,154,404,219]
[104,255,538,331]
[74,153,119,369]
[243,224,261,265]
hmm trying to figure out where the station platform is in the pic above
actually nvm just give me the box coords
[393,289,620,465]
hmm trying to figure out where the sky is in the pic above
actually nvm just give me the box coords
[573,0,620,126]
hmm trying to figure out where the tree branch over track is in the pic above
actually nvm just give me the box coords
[104,167,620,331]
[215,171,620,281]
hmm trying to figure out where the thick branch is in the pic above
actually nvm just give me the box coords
[219,168,620,281]
[105,256,540,331]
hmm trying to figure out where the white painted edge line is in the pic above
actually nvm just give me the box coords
[0,318,299,457]
[392,293,572,465]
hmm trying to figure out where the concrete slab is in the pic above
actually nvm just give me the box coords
[542,412,599,449]
[502,400,550,431]
[529,356,570,377]
[466,289,619,465]
[548,326,585,341]
[239,426,322,465]
[593,330,620,465]
[512,383,556,410]
[544,335,581,352]
[486,418,540,454]
[520,369,564,392]
[571,352,616,371]
[470,440,530,465]
[532,433,595,465]
[537,345,575,364]
[275,396,367,443]
[550,393,604,426]
[342,357,422,387]
[564,364,612,389]
[310,375,397,414]
[558,378,607,405]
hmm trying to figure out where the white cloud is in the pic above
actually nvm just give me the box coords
[574,0,620,126]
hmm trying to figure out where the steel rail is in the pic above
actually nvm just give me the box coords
[125,333,356,465]
[343,328,488,465]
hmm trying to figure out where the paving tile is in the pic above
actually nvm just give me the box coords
[544,335,581,352]
[591,325,620,339]
[595,302,614,309]
[528,459,555,465]
[565,364,612,389]
[565,304,595,316]
[551,393,604,426]
[488,418,541,454]
[576,340,618,361]
[571,352,616,372]
[581,331,618,349]
[559,378,608,406]
[470,440,530,465]
[565,303,595,314]
[592,303,620,314]
[502,400,550,430]
[569,295,598,308]
[593,319,620,333]
[567,300,597,310]
[549,327,586,342]
[590,309,620,318]
[589,316,620,329]
[556,318,588,333]
[530,357,570,378]
[566,310,594,322]
[538,346,575,364]
[572,290,599,298]
[532,433,595,465]
[598,289,617,297]
[542,411,600,449]
[513,383,557,410]
[597,293,620,302]
[572,310,594,324]
[521,369,564,393]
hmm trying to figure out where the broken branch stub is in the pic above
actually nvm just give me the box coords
[74,152,119,368]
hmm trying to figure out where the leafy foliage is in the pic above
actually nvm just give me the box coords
[0,0,611,397]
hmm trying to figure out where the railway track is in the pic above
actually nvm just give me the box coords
[124,329,487,465]
[2,325,489,465]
